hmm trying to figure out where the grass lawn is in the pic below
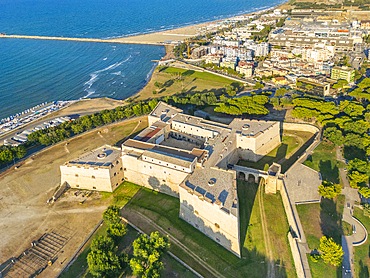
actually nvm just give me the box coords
[304,141,345,184]
[296,195,345,278]
[342,221,353,236]
[353,207,370,278]
[307,254,338,278]
[263,192,297,277]
[135,66,241,101]
[124,182,295,278]
[125,186,268,277]
[238,130,313,172]
[163,67,240,85]
[100,181,141,207]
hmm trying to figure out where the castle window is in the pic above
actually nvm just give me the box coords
[75,174,79,177]
[92,176,95,179]
[216,237,220,242]
[124,168,127,171]
[120,167,123,170]
[195,210,199,215]
[116,161,119,165]
[215,223,220,229]
[116,183,118,187]
[93,186,96,189]
[76,184,79,187]
[195,224,199,228]
[114,172,117,176]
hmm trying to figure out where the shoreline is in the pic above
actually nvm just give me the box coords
[108,1,288,45]
[0,0,288,122]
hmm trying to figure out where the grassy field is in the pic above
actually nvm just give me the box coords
[100,181,141,207]
[263,192,296,277]
[296,195,345,277]
[304,141,345,184]
[123,182,295,278]
[239,130,313,172]
[353,207,370,278]
[135,66,241,101]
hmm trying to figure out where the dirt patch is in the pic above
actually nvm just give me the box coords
[0,117,147,277]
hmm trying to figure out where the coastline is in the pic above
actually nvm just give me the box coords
[0,0,288,125]
[108,1,289,45]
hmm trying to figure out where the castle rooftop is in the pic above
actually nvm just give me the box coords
[65,145,121,168]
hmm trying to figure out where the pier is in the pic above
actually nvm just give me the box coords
[0,34,170,46]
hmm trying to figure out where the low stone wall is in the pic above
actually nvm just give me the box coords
[288,233,306,278]
[280,180,301,240]
[282,122,319,134]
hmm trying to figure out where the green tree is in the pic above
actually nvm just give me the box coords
[275,87,288,97]
[13,145,26,159]
[324,127,343,146]
[129,231,170,278]
[359,186,370,198]
[90,236,115,252]
[253,82,264,90]
[348,171,369,188]
[103,205,121,224]
[87,249,123,277]
[318,181,342,199]
[340,100,365,117]
[332,79,348,91]
[107,222,127,243]
[319,236,344,266]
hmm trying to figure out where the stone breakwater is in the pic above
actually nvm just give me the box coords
[0,34,169,46]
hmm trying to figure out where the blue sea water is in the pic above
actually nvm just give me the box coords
[0,0,283,119]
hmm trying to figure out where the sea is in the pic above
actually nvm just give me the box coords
[0,0,283,119]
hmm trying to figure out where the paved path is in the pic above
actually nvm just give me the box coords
[335,146,368,278]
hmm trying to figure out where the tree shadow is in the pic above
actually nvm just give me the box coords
[319,198,343,244]
[182,70,195,77]
[359,260,369,278]
[319,160,339,184]
[163,79,174,88]
[343,146,367,161]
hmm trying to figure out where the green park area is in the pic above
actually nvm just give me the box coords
[353,208,370,278]
[122,181,296,278]
[304,141,344,184]
[238,130,314,172]
[136,66,242,101]
[296,195,345,278]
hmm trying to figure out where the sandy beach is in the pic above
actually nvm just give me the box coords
[107,1,290,45]
[108,21,211,44]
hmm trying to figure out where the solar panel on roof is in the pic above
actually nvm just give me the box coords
[218,189,229,205]
[195,186,206,196]
[205,192,215,202]
[185,182,196,190]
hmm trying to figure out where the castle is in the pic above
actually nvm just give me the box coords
[60,102,281,256]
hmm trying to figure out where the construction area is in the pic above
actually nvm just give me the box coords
[2,230,72,278]
[0,117,147,278]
